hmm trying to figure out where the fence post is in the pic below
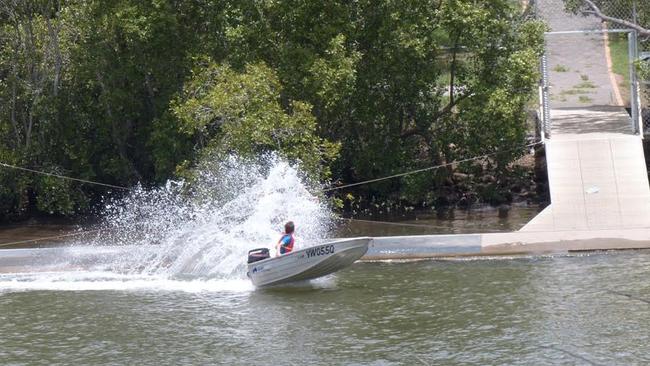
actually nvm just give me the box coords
[540,53,551,138]
[628,31,641,135]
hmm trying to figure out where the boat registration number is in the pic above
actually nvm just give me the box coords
[306,244,335,258]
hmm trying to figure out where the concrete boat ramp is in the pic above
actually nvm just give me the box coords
[367,133,650,258]
[365,131,650,259]
[366,228,650,260]
[366,134,650,258]
[367,3,650,259]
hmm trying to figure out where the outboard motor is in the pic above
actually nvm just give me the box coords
[247,248,270,264]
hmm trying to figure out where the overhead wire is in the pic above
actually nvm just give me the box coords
[0,140,543,245]
[0,141,542,194]
[0,163,125,247]
[0,229,103,248]
[339,217,455,230]
[0,162,130,190]
[321,141,542,192]
[339,217,511,233]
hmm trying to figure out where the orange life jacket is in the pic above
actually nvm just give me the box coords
[278,233,294,254]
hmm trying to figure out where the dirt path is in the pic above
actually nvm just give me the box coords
[536,0,633,136]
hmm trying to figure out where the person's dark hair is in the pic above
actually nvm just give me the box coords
[284,221,295,234]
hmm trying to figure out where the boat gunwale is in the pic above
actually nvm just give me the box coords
[247,237,371,267]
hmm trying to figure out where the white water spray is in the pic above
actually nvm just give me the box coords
[93,154,334,278]
[0,155,335,292]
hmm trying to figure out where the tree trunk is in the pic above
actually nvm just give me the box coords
[582,0,650,37]
[144,72,157,116]
[45,16,63,97]
[10,77,20,147]
[449,31,462,105]
[26,108,33,150]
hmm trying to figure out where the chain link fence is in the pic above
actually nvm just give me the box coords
[533,0,639,31]
[585,0,637,24]
[642,81,650,132]
[532,0,649,135]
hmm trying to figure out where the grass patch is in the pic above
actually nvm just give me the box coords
[553,64,570,72]
[574,80,596,89]
[578,95,593,103]
[608,33,630,86]
[580,74,589,81]
[560,88,591,96]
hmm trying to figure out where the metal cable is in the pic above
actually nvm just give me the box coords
[0,229,103,248]
[339,217,455,230]
[0,162,130,190]
[0,141,542,246]
[340,217,511,232]
[322,141,542,192]
[1,141,542,194]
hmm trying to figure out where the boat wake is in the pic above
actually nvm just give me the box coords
[0,155,334,293]
[0,271,254,293]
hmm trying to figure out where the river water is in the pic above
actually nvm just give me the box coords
[2,251,650,365]
[1,158,649,365]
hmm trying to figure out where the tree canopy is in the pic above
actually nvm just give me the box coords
[0,0,545,220]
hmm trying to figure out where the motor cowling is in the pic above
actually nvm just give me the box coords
[247,248,270,264]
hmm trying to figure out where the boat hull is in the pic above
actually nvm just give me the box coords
[247,237,370,287]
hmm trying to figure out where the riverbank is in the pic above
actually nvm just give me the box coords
[0,205,545,249]
[0,219,83,249]
[338,144,550,217]
[8,203,650,262]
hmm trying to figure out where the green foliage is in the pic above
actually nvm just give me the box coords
[0,0,547,219]
[148,113,193,182]
[34,174,88,215]
[638,59,650,80]
[308,34,361,114]
[443,12,546,172]
[172,62,340,179]
[0,155,30,220]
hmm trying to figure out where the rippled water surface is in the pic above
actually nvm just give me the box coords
[2,251,650,365]
[1,158,648,364]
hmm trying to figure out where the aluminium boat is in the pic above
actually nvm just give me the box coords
[246,237,370,287]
